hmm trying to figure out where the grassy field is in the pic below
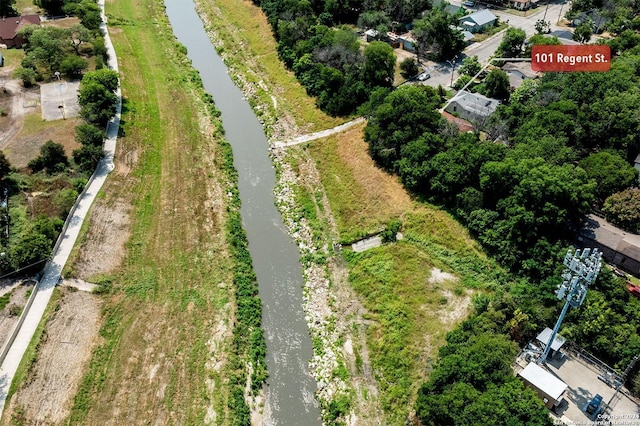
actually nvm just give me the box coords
[305,132,503,422]
[64,0,245,422]
[194,0,343,138]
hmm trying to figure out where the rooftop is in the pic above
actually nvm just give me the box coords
[0,15,40,41]
[451,90,500,116]
[537,327,567,352]
[519,362,568,401]
[581,214,640,263]
[461,9,497,26]
[502,61,539,79]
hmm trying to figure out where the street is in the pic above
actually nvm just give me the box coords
[415,0,572,88]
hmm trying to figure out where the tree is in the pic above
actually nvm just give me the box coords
[534,19,551,34]
[60,55,88,78]
[458,55,481,77]
[453,74,472,90]
[0,151,11,181]
[578,152,639,203]
[524,34,561,56]
[413,10,465,61]
[75,123,105,147]
[385,0,429,23]
[399,57,419,79]
[602,188,640,234]
[63,0,102,31]
[0,0,17,16]
[485,69,510,100]
[364,85,443,171]
[495,27,526,58]
[10,232,52,271]
[608,29,640,55]
[362,41,395,88]
[81,68,119,93]
[573,21,593,43]
[35,0,67,15]
[67,24,94,55]
[29,140,69,174]
[20,26,67,72]
[357,10,390,30]
[73,144,103,174]
[79,80,118,125]
[13,67,37,87]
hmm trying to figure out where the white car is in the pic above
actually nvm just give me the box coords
[417,72,431,81]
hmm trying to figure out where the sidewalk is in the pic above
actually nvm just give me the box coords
[0,0,121,415]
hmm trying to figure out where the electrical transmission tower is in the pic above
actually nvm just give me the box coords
[538,248,603,365]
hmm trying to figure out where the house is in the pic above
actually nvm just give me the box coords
[509,0,532,10]
[578,214,640,277]
[458,9,497,33]
[444,90,500,124]
[571,10,609,33]
[501,62,538,88]
[451,25,475,43]
[441,111,474,133]
[364,29,379,42]
[398,32,416,52]
[518,362,568,410]
[547,30,581,45]
[0,15,41,48]
[431,0,465,16]
[460,29,475,43]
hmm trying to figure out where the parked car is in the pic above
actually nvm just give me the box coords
[417,72,431,81]
[463,1,475,7]
[584,394,603,419]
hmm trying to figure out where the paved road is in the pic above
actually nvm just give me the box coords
[420,0,571,87]
[0,0,121,416]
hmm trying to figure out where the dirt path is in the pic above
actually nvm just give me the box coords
[271,117,366,149]
[2,288,102,425]
[0,76,33,149]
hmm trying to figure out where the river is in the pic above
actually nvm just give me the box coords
[163,0,322,424]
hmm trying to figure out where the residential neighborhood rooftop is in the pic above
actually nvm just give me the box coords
[462,9,498,26]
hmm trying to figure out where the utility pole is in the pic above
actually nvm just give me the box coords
[447,55,458,88]
[605,355,638,412]
[538,248,602,365]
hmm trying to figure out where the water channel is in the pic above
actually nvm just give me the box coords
[163,0,321,424]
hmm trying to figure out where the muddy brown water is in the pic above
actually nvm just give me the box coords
[164,0,321,424]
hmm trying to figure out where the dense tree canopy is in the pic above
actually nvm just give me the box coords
[0,0,17,16]
[602,188,640,233]
[579,152,638,203]
[495,27,526,58]
[413,9,465,61]
[78,69,119,126]
[29,141,69,175]
[364,85,443,171]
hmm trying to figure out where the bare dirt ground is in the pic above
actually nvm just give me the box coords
[0,57,82,168]
[0,70,35,150]
[0,281,35,350]
[2,287,102,425]
[0,176,132,426]
[0,51,136,425]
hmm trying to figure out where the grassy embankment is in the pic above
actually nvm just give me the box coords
[197,0,507,422]
[58,0,261,422]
